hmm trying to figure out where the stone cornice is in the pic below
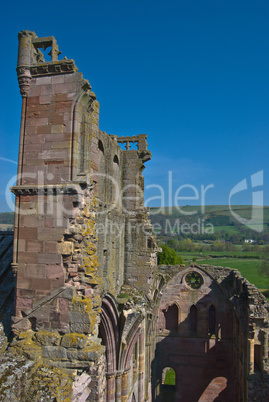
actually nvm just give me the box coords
[10,182,89,196]
[30,59,77,76]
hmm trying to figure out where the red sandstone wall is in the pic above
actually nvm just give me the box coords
[154,267,235,401]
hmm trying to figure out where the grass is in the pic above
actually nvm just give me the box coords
[199,258,269,290]
[178,250,261,259]
[213,225,241,234]
[164,368,176,385]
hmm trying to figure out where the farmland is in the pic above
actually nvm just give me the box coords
[150,205,269,297]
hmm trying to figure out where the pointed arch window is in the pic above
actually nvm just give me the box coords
[161,367,176,392]
[208,305,216,335]
[164,304,179,332]
[189,305,197,333]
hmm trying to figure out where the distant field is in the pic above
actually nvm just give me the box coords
[179,250,261,259]
[0,224,13,231]
[150,205,268,226]
[213,225,241,234]
[198,258,269,291]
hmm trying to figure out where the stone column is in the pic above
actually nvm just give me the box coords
[121,369,130,401]
[138,332,145,400]
[17,31,33,98]
[248,338,255,374]
[14,31,34,269]
[262,330,268,360]
[106,373,116,402]
[116,371,123,402]
[144,340,152,401]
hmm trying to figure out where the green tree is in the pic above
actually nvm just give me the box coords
[211,239,225,251]
[158,244,184,265]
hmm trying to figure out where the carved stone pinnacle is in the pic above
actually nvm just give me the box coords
[16,66,32,98]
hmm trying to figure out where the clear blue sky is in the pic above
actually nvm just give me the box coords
[0,0,268,211]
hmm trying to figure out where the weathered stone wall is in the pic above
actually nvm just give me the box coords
[1,30,268,402]
[0,30,158,401]
[153,266,234,401]
[151,264,269,402]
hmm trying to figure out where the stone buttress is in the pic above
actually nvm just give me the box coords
[0,30,158,401]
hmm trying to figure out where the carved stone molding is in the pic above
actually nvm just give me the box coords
[10,183,87,196]
[16,66,31,98]
[11,263,18,277]
[18,30,37,40]
[30,60,77,77]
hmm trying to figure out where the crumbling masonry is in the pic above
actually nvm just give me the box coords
[0,31,269,401]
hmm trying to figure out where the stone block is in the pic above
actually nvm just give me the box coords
[17,277,33,290]
[70,323,92,333]
[39,95,53,104]
[61,333,87,349]
[41,84,53,96]
[49,114,64,125]
[66,348,78,360]
[51,75,65,84]
[32,278,51,291]
[38,253,61,264]
[26,241,42,253]
[45,264,65,280]
[27,96,40,106]
[25,264,46,279]
[77,344,105,362]
[44,241,58,253]
[35,330,61,346]
[51,124,64,134]
[19,227,38,240]
[37,227,64,241]
[28,85,41,96]
[42,346,67,360]
[16,297,33,309]
[50,276,65,290]
[57,241,74,255]
[19,289,36,298]
[36,76,52,85]
[58,297,69,313]
[18,252,38,264]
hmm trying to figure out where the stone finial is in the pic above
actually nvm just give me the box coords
[16,67,32,98]
[17,30,35,97]
[11,263,18,277]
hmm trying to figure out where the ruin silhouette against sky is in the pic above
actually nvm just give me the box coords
[0,0,268,211]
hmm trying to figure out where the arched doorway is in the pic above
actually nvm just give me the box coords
[161,367,176,401]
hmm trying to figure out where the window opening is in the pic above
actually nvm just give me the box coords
[164,304,178,332]
[185,271,203,289]
[161,367,176,392]
[190,305,197,333]
[98,140,104,153]
[208,305,216,336]
[254,345,262,373]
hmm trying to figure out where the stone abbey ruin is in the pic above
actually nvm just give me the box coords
[0,30,269,401]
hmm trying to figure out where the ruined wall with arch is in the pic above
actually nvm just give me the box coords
[154,266,234,401]
[0,30,269,402]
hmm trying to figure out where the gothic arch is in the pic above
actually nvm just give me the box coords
[71,88,95,179]
[208,304,217,335]
[164,303,180,331]
[119,311,144,371]
[99,294,119,373]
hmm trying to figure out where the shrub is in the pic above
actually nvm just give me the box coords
[158,244,184,265]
